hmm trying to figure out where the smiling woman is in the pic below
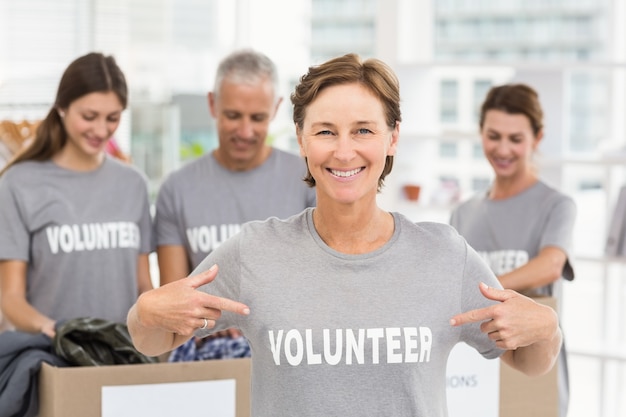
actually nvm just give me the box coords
[295,82,398,212]
[127,53,564,417]
[0,53,128,176]
[0,52,154,339]
[449,83,576,417]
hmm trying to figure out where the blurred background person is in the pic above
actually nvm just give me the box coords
[154,49,315,361]
[0,52,153,338]
[0,119,38,333]
[449,83,576,417]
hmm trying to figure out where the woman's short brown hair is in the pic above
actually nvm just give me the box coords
[291,53,401,191]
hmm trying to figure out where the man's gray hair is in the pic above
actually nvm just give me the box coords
[213,49,279,102]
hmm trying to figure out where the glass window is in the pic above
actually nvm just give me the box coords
[439,141,458,158]
[472,143,484,159]
[440,79,459,123]
[569,71,609,153]
[473,79,492,122]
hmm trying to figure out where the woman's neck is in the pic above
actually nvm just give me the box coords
[312,203,394,254]
[52,147,105,172]
[489,172,538,200]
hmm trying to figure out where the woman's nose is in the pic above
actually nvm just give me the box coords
[333,133,356,161]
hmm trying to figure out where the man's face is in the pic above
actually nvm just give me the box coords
[209,76,281,171]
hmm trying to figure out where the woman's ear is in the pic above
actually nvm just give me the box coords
[533,128,544,150]
[296,125,306,158]
[387,121,400,156]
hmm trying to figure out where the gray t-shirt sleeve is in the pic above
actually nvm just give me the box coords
[541,196,576,280]
[154,177,187,247]
[138,177,154,254]
[192,230,244,338]
[459,239,505,359]
[0,173,29,261]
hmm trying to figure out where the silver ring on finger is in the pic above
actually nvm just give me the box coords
[200,318,208,330]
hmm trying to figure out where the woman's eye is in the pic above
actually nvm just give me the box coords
[317,130,333,136]
[357,128,372,135]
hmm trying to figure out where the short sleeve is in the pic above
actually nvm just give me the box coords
[540,196,576,280]
[154,177,186,247]
[0,174,30,261]
[138,178,154,254]
[192,231,243,338]
[460,240,505,359]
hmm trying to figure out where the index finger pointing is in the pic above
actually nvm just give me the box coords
[450,305,494,327]
[205,293,250,316]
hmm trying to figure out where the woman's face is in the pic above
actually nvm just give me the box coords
[480,109,542,181]
[61,91,123,160]
[297,82,398,206]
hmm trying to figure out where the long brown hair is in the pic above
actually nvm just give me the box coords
[0,52,127,176]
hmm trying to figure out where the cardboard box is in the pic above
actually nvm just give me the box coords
[500,358,558,417]
[499,296,559,417]
[38,358,250,417]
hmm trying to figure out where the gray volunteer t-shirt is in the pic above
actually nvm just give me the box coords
[450,180,576,296]
[193,208,504,417]
[0,157,153,323]
[450,180,576,417]
[155,148,316,269]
